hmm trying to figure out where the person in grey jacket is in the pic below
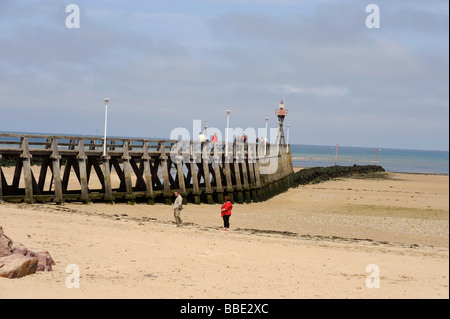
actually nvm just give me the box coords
[173,191,183,227]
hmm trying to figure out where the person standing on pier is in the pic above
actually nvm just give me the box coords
[221,196,233,231]
[173,191,183,227]
[198,132,206,143]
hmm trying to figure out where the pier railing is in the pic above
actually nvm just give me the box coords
[0,133,293,204]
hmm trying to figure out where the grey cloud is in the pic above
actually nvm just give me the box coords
[0,0,448,150]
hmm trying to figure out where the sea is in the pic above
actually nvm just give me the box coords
[290,144,449,175]
[0,132,448,175]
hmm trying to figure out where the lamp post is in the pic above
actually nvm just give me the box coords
[286,124,290,145]
[264,117,269,155]
[103,98,110,157]
[225,110,231,157]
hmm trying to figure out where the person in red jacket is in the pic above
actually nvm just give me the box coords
[221,196,233,231]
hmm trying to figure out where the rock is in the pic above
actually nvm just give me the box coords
[0,254,38,279]
[0,227,13,257]
[0,244,11,257]
[0,226,55,277]
[10,242,28,255]
[24,248,56,271]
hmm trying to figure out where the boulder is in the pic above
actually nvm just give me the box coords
[0,226,13,257]
[25,248,56,272]
[0,226,55,278]
[0,254,38,279]
[9,242,55,271]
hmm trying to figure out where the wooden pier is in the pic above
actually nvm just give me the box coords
[0,133,294,205]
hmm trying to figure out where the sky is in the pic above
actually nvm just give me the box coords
[0,0,448,151]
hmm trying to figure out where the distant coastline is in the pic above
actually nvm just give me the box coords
[290,144,449,176]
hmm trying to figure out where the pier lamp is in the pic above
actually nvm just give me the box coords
[279,100,285,115]
[275,100,288,145]
[286,124,290,145]
[226,110,231,156]
[103,98,110,157]
[264,117,269,155]
[264,117,269,141]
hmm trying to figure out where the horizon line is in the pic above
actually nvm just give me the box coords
[0,130,448,153]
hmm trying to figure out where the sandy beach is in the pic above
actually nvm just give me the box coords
[0,167,448,299]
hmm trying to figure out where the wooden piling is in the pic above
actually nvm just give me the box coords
[202,142,213,204]
[77,140,89,203]
[224,157,234,203]
[190,142,201,204]
[102,156,114,203]
[230,143,243,204]
[159,141,172,205]
[142,142,154,204]
[19,138,34,204]
[213,143,224,203]
[122,141,135,205]
[50,139,63,204]
[240,160,251,204]
[247,144,257,202]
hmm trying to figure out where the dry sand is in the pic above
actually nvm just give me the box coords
[0,168,448,299]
